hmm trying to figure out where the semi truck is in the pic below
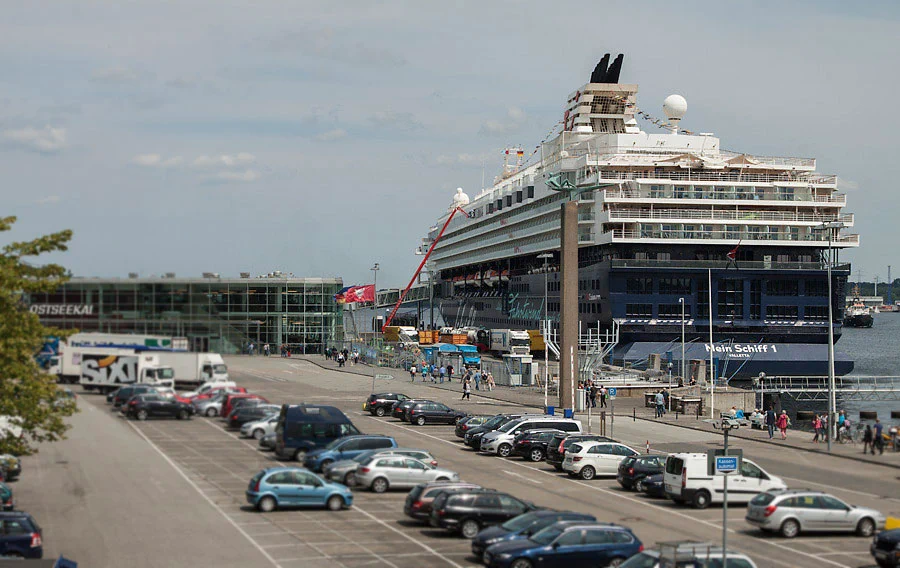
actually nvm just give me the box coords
[490,329,532,355]
[54,346,138,384]
[80,353,175,393]
[154,352,229,388]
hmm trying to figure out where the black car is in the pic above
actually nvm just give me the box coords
[403,482,482,522]
[470,509,597,559]
[124,393,194,420]
[106,388,119,403]
[617,454,667,490]
[872,528,900,567]
[636,472,666,498]
[455,415,489,438]
[0,512,42,558]
[407,402,466,426]
[112,385,158,408]
[223,397,269,421]
[511,429,564,462]
[391,399,432,421]
[429,488,537,539]
[364,393,410,417]
[464,414,528,449]
[546,433,615,471]
[227,404,280,429]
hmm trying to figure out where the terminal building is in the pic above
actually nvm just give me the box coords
[25,272,345,355]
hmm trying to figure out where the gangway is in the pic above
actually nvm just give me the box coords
[542,321,619,382]
[759,376,900,402]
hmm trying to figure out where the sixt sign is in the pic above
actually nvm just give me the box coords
[30,304,96,317]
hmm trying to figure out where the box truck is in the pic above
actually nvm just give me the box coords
[80,353,175,393]
[490,329,532,355]
[154,352,229,388]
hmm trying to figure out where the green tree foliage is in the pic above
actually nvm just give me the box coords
[0,216,77,455]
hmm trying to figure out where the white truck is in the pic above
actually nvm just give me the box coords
[154,352,229,389]
[490,329,532,355]
[55,346,139,384]
[80,353,175,393]
[67,332,180,350]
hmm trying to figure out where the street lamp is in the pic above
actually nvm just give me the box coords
[370,262,380,393]
[537,252,554,411]
[678,297,686,385]
[754,372,766,411]
[817,220,844,452]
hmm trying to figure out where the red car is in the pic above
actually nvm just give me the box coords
[190,386,247,402]
[221,393,267,418]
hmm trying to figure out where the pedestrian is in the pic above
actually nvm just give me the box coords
[599,385,608,408]
[439,365,446,384]
[263,343,270,357]
[461,378,471,400]
[422,363,428,381]
[873,419,885,455]
[431,365,438,383]
[655,391,665,418]
[776,410,789,440]
[409,365,417,382]
[812,415,822,443]
[486,372,494,391]
[589,383,597,408]
[447,364,454,382]
[765,407,777,439]
[662,389,669,413]
[862,424,874,454]
[474,369,482,391]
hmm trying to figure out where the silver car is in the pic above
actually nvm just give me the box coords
[745,489,884,538]
[240,413,280,440]
[192,392,230,417]
[324,448,437,486]
[355,455,459,493]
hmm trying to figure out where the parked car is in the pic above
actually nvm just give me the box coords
[192,391,230,417]
[124,393,195,421]
[510,429,563,462]
[546,433,615,471]
[259,432,276,451]
[455,415,490,438]
[0,456,21,482]
[241,413,280,440]
[664,453,786,509]
[471,510,597,559]
[181,381,238,399]
[430,489,536,538]
[112,385,157,408]
[391,399,433,421]
[153,387,192,404]
[482,521,642,568]
[407,402,467,426]
[636,473,666,498]
[0,511,42,559]
[481,417,582,457]
[403,482,482,522]
[871,527,900,567]
[275,404,361,461]
[745,489,884,538]
[364,392,410,417]
[617,454,666,490]
[221,393,267,419]
[620,542,758,568]
[0,483,14,511]
[562,441,639,480]
[222,397,270,421]
[191,386,247,404]
[355,455,459,493]
[227,404,281,429]
[245,467,352,512]
[303,435,397,472]
[464,414,532,449]
[106,387,119,403]
[325,448,436,486]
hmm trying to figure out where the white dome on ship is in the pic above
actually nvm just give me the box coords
[452,187,470,207]
[663,94,688,120]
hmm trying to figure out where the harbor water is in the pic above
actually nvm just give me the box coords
[837,311,900,426]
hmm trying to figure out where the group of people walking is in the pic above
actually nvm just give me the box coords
[460,367,494,399]
[409,362,455,384]
[325,347,359,367]
[576,379,610,410]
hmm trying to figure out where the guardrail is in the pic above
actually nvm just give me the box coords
[609,229,859,244]
[607,209,853,224]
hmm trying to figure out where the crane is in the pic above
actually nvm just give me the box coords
[383,206,470,330]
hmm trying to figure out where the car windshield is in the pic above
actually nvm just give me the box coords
[499,419,523,433]
[157,368,175,379]
[750,493,776,506]
[529,524,566,546]
[618,552,657,568]
[352,450,378,463]
[324,438,347,450]
[482,415,507,429]
[500,511,542,532]
[214,364,227,374]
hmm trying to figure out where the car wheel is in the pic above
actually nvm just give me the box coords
[635,480,644,493]
[375,407,386,417]
[856,517,876,537]
[460,519,480,539]
[205,407,218,417]
[320,459,334,470]
[529,449,544,462]
[510,559,533,568]
[691,490,711,510]
[327,495,344,511]
[344,472,356,486]
[780,518,800,538]
[258,496,277,513]
[177,409,189,420]
[416,416,427,426]
[580,466,596,480]
[253,429,265,440]
[371,477,389,493]
[136,410,148,421]
[606,558,626,567]
[498,444,512,457]
[435,477,449,482]
[294,449,306,462]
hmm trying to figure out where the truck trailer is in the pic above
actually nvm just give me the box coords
[490,329,532,355]
[80,353,175,393]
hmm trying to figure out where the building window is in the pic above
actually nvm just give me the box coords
[516,190,523,203]
[505,195,513,207]
[717,279,744,320]
[804,305,829,321]
[804,280,828,296]
[697,278,709,318]
[766,305,799,319]
[626,278,653,295]
[766,279,799,296]
[658,303,689,318]
[626,304,652,317]
[750,280,762,320]
[659,277,691,295]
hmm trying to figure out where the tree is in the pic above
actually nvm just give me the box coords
[0,216,77,455]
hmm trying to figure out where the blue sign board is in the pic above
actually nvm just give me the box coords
[715,456,739,474]
[607,387,617,399]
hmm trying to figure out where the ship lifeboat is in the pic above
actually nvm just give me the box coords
[472,271,482,287]
[453,275,465,287]
[500,269,510,282]
[465,273,477,286]
[484,270,499,286]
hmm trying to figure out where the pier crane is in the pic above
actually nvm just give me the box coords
[383,206,470,330]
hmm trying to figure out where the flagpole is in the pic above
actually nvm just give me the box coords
[708,268,715,419]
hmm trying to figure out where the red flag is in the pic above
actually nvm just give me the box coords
[726,244,739,262]
[344,285,375,303]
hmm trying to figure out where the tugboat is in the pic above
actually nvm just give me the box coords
[844,287,875,328]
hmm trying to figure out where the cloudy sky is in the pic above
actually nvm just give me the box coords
[2,1,898,287]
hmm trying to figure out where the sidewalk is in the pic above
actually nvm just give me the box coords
[296,355,900,470]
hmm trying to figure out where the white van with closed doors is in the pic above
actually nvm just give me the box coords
[663,452,786,509]
[479,416,582,457]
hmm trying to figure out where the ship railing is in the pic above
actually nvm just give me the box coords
[578,169,836,185]
[609,229,860,244]
[719,151,816,168]
[602,188,846,203]
[608,259,840,271]
[759,376,900,402]
[607,209,852,224]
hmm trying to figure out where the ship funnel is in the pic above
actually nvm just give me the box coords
[589,53,624,84]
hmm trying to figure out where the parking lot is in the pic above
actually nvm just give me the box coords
[22,356,900,567]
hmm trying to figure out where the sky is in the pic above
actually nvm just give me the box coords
[2,0,899,288]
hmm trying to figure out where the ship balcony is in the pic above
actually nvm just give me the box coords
[602,227,859,247]
[577,168,836,186]
[602,188,846,207]
[603,209,853,227]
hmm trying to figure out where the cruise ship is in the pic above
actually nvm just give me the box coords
[422,54,857,379]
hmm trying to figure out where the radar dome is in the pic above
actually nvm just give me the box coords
[663,94,688,120]
[452,187,470,207]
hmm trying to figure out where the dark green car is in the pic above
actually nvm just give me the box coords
[0,483,14,511]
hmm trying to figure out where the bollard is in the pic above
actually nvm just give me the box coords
[633,407,636,422]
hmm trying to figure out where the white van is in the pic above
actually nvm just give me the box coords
[180,381,237,398]
[479,416,582,457]
[663,453,786,509]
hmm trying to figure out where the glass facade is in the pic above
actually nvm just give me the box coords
[26,276,344,355]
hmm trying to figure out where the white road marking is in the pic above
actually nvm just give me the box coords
[351,504,463,568]
[503,469,541,484]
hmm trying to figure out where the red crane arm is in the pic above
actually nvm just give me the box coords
[382,206,469,331]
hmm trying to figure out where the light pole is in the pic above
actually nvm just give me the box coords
[679,297,686,385]
[537,252,553,412]
[818,221,844,452]
[371,262,380,376]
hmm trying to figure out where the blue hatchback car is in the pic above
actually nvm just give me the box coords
[0,512,43,559]
[303,435,397,472]
[246,467,353,513]
[483,521,642,568]
[471,510,596,559]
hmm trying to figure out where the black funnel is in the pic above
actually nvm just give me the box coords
[606,54,624,83]
[590,53,610,83]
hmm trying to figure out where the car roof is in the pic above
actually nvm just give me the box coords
[764,489,824,497]
[0,511,33,519]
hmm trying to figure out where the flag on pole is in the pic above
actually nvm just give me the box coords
[726,241,741,268]
[333,286,352,304]
[343,284,375,304]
